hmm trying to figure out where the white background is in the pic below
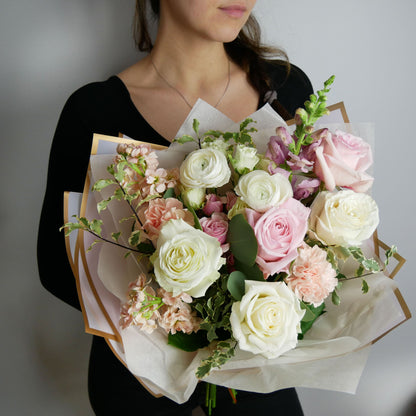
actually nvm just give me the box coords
[1,0,415,415]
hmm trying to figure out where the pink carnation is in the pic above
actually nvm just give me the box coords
[139,198,194,241]
[286,244,338,307]
[246,198,310,277]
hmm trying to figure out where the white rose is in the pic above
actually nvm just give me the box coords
[230,281,304,359]
[180,185,206,209]
[179,148,231,188]
[232,144,260,174]
[309,189,379,246]
[235,170,293,212]
[150,219,225,297]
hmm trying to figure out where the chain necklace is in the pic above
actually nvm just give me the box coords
[150,55,231,109]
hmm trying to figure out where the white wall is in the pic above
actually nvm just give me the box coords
[1,1,414,415]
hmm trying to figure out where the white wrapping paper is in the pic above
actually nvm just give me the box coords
[65,100,410,404]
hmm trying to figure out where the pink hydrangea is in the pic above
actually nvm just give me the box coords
[285,244,338,307]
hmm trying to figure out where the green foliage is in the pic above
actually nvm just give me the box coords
[299,301,326,339]
[227,271,247,301]
[384,245,397,267]
[175,135,196,145]
[128,230,141,247]
[167,330,210,352]
[193,276,234,343]
[163,187,176,199]
[292,75,335,155]
[196,340,236,379]
[233,258,264,282]
[227,214,258,266]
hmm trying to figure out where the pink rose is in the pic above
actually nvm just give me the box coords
[139,198,194,241]
[246,198,310,277]
[285,244,338,307]
[200,212,229,246]
[202,193,224,216]
[314,129,373,192]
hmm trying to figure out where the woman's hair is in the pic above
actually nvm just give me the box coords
[133,0,290,101]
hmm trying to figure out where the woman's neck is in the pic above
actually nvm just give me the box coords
[150,21,231,102]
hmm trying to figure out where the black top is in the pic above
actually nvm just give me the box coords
[37,62,312,415]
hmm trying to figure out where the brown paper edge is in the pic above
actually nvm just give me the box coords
[77,171,122,342]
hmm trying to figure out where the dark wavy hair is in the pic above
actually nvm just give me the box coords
[133,0,290,103]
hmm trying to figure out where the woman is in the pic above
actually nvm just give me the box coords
[37,1,312,414]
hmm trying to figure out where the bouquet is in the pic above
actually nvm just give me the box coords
[62,77,409,409]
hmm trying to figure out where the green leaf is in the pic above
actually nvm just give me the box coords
[203,129,223,138]
[196,340,236,379]
[90,219,103,236]
[111,232,121,242]
[128,230,141,247]
[384,245,397,266]
[183,203,202,230]
[92,179,116,192]
[227,271,247,301]
[233,258,264,281]
[361,279,369,294]
[136,242,156,255]
[168,330,209,352]
[227,214,258,266]
[175,135,196,144]
[299,302,325,338]
[163,187,176,199]
[332,289,341,306]
[192,119,200,136]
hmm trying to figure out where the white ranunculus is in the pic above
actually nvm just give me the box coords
[309,189,379,247]
[179,148,231,189]
[230,281,304,359]
[150,219,225,297]
[232,144,260,174]
[235,170,293,212]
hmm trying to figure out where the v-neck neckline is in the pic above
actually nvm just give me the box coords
[110,75,264,144]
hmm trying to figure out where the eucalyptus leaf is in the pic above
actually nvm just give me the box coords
[227,271,247,301]
[227,214,257,266]
[233,258,264,281]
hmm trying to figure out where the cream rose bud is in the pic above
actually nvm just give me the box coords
[180,185,206,210]
[309,189,379,247]
[235,170,293,212]
[150,219,225,298]
[230,281,304,359]
[232,144,260,174]
[179,148,231,188]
